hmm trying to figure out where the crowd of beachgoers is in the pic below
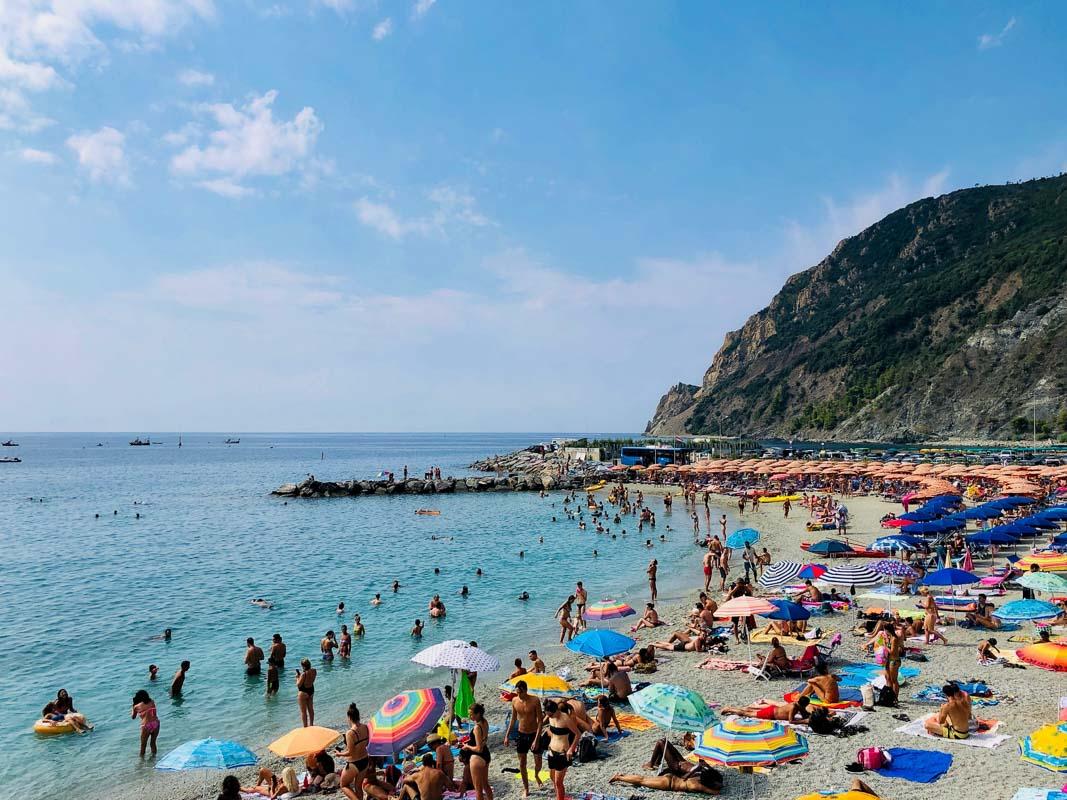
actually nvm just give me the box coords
[35,455,1067,800]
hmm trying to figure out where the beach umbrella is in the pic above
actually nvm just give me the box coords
[629,683,718,733]
[1021,721,1067,771]
[1018,572,1067,593]
[873,534,924,552]
[994,599,1061,623]
[922,567,979,587]
[566,629,635,659]
[727,528,760,549]
[759,561,802,589]
[797,563,828,580]
[966,530,1019,546]
[950,506,1003,520]
[269,726,342,758]
[156,738,258,771]
[818,564,881,588]
[1016,642,1067,672]
[871,559,917,579]
[1017,552,1067,572]
[367,688,446,756]
[1035,507,1067,521]
[583,600,636,621]
[763,599,810,621]
[695,717,809,799]
[500,673,571,698]
[411,640,500,673]
[714,597,778,618]
[805,540,852,556]
[1017,518,1062,531]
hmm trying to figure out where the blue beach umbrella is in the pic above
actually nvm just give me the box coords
[156,738,258,771]
[873,534,925,552]
[1035,507,1067,521]
[806,540,851,556]
[1017,517,1062,531]
[763,599,810,621]
[990,497,1036,509]
[949,506,1003,521]
[922,568,979,587]
[797,563,828,579]
[566,629,636,659]
[966,530,1019,546]
[993,599,1061,623]
[727,528,760,549]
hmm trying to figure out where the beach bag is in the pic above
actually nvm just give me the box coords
[577,733,598,763]
[860,683,875,710]
[857,747,889,770]
[875,685,897,707]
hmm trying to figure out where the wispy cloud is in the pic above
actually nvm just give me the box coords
[355,185,491,239]
[177,68,215,87]
[412,0,436,20]
[978,17,1016,50]
[66,126,130,185]
[18,147,56,164]
[169,90,324,197]
[372,18,394,40]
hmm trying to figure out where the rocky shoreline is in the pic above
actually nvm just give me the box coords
[273,446,607,498]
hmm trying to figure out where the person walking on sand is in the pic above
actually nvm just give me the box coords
[462,703,494,800]
[556,596,576,643]
[574,581,588,632]
[702,549,715,592]
[296,658,317,727]
[742,542,757,584]
[337,702,370,800]
[718,547,730,593]
[543,700,580,800]
[647,559,658,602]
[131,689,160,757]
[921,589,948,645]
[504,680,544,798]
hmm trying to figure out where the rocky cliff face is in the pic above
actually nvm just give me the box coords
[646,175,1067,441]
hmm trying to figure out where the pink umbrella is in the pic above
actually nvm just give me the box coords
[713,597,778,662]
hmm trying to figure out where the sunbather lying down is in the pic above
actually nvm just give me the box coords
[610,762,723,795]
[652,630,706,652]
[720,696,810,723]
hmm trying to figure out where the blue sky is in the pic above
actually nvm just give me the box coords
[2,2,1065,431]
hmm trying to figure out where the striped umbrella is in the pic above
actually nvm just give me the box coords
[696,717,809,799]
[583,600,636,621]
[1021,721,1067,771]
[871,559,917,579]
[817,564,881,588]
[1016,642,1067,672]
[1017,553,1067,573]
[500,673,571,698]
[759,561,802,589]
[367,688,446,756]
[629,683,718,733]
[156,738,257,771]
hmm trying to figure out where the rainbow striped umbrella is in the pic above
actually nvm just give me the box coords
[367,688,446,756]
[1017,552,1067,573]
[583,599,636,621]
[695,717,809,767]
[1016,642,1067,672]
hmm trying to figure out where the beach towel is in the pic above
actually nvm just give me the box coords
[514,768,551,783]
[615,712,656,732]
[836,662,920,687]
[894,716,1008,748]
[1010,790,1067,800]
[698,657,754,672]
[443,792,479,800]
[873,747,952,783]
[454,671,474,719]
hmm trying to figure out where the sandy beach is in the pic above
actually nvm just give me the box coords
[111,485,1067,800]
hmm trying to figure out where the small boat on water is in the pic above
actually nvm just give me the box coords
[129,438,151,446]
[225,438,240,444]
[1,440,18,446]
[0,456,22,463]
[415,509,441,516]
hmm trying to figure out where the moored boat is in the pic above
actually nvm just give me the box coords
[129,438,151,446]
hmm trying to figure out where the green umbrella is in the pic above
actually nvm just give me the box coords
[1018,572,1067,594]
[629,683,718,774]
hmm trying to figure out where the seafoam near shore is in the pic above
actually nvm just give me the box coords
[120,489,1063,800]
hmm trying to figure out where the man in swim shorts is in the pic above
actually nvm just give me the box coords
[504,680,544,798]
[923,683,972,739]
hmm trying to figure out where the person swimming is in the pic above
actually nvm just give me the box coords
[371,594,382,605]
[460,585,470,597]
[412,619,424,637]
[392,580,400,592]
[518,591,530,601]
[336,601,345,615]
[251,598,274,609]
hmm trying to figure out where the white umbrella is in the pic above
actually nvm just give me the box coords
[816,564,881,591]
[759,561,802,590]
[411,640,501,672]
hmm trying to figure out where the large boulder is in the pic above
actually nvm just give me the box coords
[272,483,298,496]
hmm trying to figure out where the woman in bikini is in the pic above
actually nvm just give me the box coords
[131,689,159,757]
[543,700,580,800]
[462,703,493,800]
[339,625,352,659]
[883,626,903,697]
[297,658,317,727]
[555,596,576,643]
[589,695,622,741]
[609,762,722,796]
[338,703,370,800]
[321,630,338,661]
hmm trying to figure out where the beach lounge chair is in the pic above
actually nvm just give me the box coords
[817,632,843,662]
[748,645,820,681]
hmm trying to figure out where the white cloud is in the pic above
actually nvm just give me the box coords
[781,169,950,273]
[978,17,1016,50]
[169,90,323,197]
[412,0,436,20]
[0,1,213,129]
[372,18,393,40]
[177,68,214,87]
[66,126,129,184]
[355,185,491,239]
[18,146,56,164]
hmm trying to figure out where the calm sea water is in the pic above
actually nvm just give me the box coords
[0,433,707,799]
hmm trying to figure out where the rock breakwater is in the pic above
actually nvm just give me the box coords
[272,472,592,498]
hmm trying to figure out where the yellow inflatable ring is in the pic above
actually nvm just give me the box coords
[34,719,76,736]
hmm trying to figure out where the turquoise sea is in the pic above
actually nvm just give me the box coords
[0,433,708,800]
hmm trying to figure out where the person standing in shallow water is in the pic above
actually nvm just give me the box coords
[170,660,189,696]
[131,689,159,757]
[245,638,264,675]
